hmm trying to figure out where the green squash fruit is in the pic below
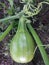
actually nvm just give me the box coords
[10,16,35,63]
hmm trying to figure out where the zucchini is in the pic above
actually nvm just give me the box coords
[10,16,35,63]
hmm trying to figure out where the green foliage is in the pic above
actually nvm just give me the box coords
[22,0,32,3]
[8,0,13,7]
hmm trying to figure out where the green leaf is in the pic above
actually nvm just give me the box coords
[8,0,13,7]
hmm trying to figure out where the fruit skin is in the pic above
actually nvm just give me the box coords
[10,16,35,63]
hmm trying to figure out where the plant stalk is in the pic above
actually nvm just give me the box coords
[0,23,13,41]
[0,11,23,23]
[27,23,49,65]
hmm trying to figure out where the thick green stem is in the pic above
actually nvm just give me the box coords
[0,23,13,41]
[27,23,49,65]
[0,11,23,23]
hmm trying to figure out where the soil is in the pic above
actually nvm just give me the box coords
[0,0,49,65]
